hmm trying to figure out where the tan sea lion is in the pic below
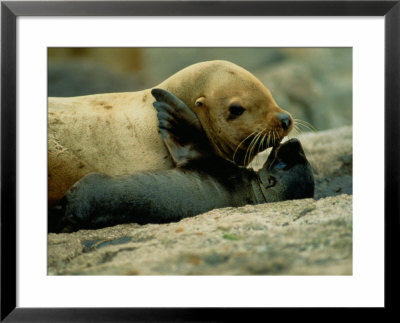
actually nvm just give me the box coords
[48,60,293,205]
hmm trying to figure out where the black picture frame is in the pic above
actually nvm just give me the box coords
[1,1,399,321]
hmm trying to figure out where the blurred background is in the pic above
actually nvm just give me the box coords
[48,48,352,131]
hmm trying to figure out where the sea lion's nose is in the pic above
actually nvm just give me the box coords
[276,112,292,130]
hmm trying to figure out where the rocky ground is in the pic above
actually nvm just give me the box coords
[48,126,352,275]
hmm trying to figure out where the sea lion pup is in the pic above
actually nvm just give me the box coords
[48,89,312,233]
[48,60,293,205]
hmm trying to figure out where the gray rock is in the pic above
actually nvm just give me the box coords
[255,49,352,131]
[48,60,145,97]
[48,126,352,275]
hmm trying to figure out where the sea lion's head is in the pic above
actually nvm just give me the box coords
[159,60,293,167]
[258,138,314,202]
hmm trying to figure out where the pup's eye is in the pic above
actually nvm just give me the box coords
[275,161,287,169]
[229,105,245,116]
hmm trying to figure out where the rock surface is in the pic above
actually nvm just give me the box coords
[48,126,352,275]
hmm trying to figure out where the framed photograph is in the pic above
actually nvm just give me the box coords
[1,1,398,321]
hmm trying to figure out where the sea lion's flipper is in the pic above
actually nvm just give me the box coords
[151,88,214,166]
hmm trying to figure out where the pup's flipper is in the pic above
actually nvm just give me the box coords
[151,88,213,166]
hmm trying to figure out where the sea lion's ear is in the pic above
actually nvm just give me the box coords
[194,97,206,108]
[151,89,214,166]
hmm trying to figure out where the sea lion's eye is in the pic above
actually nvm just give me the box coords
[229,105,245,116]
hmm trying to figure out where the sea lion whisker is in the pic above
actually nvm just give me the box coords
[258,131,270,167]
[272,128,277,144]
[275,129,281,147]
[249,130,265,166]
[253,132,268,169]
[233,131,257,161]
[293,124,301,132]
[294,122,314,132]
[258,131,268,155]
[250,128,268,159]
[248,127,268,167]
[290,124,302,137]
[270,129,276,147]
[265,130,271,149]
[275,129,280,144]
[294,118,315,128]
[245,130,263,166]
[293,118,317,132]
[233,130,259,164]
[243,136,255,167]
[250,131,269,169]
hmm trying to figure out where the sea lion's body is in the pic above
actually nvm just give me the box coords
[48,60,293,205]
[49,90,312,233]
[48,90,168,205]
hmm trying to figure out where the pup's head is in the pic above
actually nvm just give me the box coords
[258,138,314,202]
